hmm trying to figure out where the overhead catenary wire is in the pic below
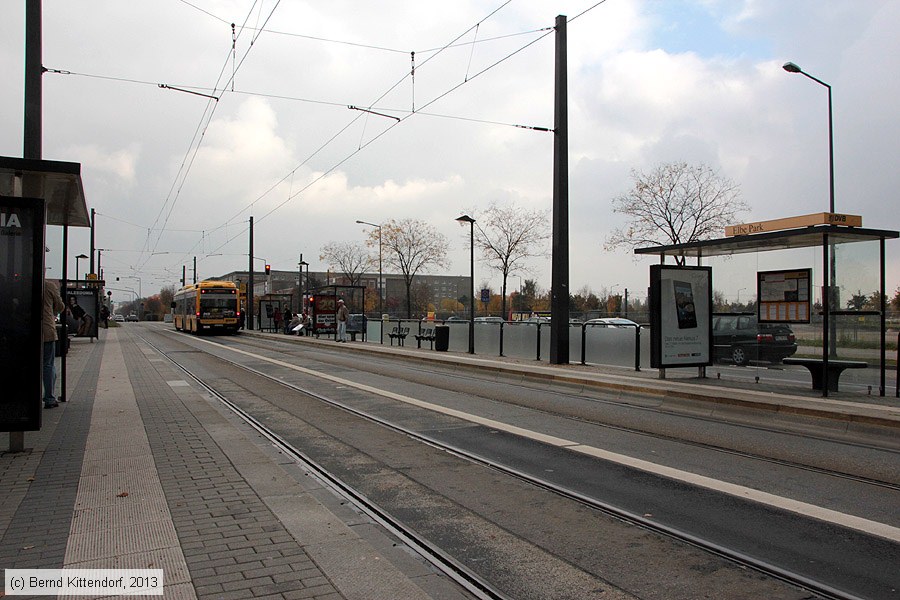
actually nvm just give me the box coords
[167,4,564,269]
[187,0,520,250]
[140,0,282,271]
[72,2,604,279]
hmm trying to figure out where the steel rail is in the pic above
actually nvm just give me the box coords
[139,333,510,600]
[146,330,871,600]
[227,334,900,490]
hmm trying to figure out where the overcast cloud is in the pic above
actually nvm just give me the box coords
[2,0,898,304]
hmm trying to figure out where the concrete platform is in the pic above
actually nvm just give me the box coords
[1,329,462,599]
[242,327,900,433]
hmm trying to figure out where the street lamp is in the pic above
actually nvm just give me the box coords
[75,254,88,281]
[737,287,748,304]
[356,220,383,316]
[783,62,834,213]
[117,275,141,299]
[298,257,309,313]
[784,61,837,357]
[456,214,476,354]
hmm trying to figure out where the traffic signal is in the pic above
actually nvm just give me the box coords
[264,264,271,275]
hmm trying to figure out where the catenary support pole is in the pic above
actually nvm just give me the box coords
[550,14,570,364]
[248,216,254,330]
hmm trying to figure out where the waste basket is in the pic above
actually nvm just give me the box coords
[434,325,450,351]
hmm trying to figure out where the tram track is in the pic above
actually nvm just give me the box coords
[139,332,509,600]
[141,329,895,600]
[224,333,900,491]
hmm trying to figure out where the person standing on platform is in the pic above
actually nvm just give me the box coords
[336,299,349,342]
[42,279,65,408]
[288,312,301,335]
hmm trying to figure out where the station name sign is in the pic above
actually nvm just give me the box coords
[725,212,862,237]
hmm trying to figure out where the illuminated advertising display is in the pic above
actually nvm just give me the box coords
[1,197,45,432]
[650,265,713,368]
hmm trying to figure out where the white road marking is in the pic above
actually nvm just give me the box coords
[189,336,900,543]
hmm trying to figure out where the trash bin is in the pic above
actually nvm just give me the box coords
[434,325,450,351]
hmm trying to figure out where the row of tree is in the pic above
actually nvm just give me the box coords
[322,202,552,319]
[131,161,900,322]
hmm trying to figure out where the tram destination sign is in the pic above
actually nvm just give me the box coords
[725,212,862,237]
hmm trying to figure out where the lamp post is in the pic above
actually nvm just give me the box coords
[783,62,834,213]
[117,275,141,299]
[75,253,88,281]
[737,287,748,305]
[456,215,476,354]
[298,257,309,313]
[356,220,383,316]
[784,61,837,358]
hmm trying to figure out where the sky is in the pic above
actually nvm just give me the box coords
[2,0,899,306]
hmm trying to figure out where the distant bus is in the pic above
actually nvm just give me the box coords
[173,280,240,334]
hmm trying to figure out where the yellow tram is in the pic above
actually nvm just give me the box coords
[173,280,241,334]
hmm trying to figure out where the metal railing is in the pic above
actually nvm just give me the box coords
[366,318,644,371]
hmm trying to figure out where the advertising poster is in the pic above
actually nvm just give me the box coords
[650,265,712,368]
[0,196,45,432]
[758,269,811,323]
[66,288,99,339]
[311,294,337,333]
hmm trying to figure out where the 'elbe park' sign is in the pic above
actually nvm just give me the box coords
[725,212,862,237]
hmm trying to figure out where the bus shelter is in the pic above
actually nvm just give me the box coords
[636,217,898,398]
[255,293,293,333]
[307,285,366,341]
[1,157,90,450]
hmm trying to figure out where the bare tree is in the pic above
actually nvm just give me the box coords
[367,218,449,318]
[471,203,550,321]
[319,241,375,287]
[605,162,749,265]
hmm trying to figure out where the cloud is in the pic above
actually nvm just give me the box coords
[67,144,140,184]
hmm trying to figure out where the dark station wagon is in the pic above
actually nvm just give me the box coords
[712,314,797,366]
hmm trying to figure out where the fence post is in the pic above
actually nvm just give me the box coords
[581,324,586,365]
[536,323,542,361]
[634,325,641,372]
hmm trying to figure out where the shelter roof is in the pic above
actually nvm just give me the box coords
[0,156,89,227]
[634,225,898,259]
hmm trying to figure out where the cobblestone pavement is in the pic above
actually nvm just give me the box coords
[2,329,457,599]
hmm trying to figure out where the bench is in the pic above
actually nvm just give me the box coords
[415,328,436,349]
[782,358,869,392]
[388,327,409,346]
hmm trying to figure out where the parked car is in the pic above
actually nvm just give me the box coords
[474,316,504,323]
[524,316,550,324]
[126,313,139,322]
[585,317,640,328]
[113,314,125,322]
[712,314,797,366]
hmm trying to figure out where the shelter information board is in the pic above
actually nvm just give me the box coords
[757,269,811,323]
[650,265,712,368]
[1,196,45,432]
